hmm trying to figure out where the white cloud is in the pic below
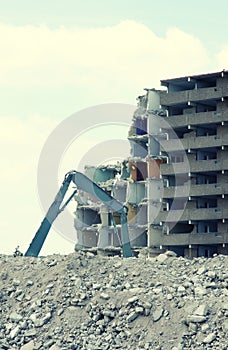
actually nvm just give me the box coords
[0,116,55,181]
[216,46,228,69]
[0,20,213,90]
[0,20,225,255]
[0,115,75,255]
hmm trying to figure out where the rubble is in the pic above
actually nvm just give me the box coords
[0,252,227,349]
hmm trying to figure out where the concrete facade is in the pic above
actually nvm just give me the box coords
[153,70,228,257]
[74,70,228,257]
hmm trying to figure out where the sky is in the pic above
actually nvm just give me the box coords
[0,0,227,255]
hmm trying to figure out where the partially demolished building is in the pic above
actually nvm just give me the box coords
[75,70,228,257]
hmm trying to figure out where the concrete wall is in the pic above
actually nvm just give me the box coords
[127,181,145,205]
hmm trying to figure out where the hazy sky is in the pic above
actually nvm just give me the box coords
[0,0,227,255]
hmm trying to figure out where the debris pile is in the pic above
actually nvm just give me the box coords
[0,252,227,350]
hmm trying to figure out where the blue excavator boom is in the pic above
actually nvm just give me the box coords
[25,170,132,258]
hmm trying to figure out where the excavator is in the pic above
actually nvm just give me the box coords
[24,170,133,258]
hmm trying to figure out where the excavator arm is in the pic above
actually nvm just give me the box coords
[25,170,132,258]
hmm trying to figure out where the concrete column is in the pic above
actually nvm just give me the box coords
[97,227,110,248]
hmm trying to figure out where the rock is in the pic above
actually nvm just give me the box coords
[143,301,152,310]
[193,304,208,316]
[153,287,163,294]
[153,308,164,322]
[48,260,57,267]
[201,323,210,333]
[164,250,177,257]
[0,272,8,280]
[194,286,207,296]
[222,320,228,332]
[177,285,186,293]
[127,311,138,322]
[135,306,144,314]
[9,312,23,322]
[20,320,28,329]
[202,332,216,344]
[207,270,216,279]
[49,345,62,350]
[114,261,122,268]
[43,340,54,348]
[24,329,37,337]
[29,313,37,322]
[26,280,34,287]
[197,266,207,275]
[13,279,20,286]
[187,315,206,323]
[57,308,64,316]
[144,308,151,316]
[0,341,12,349]
[124,282,131,289]
[34,313,51,328]
[42,312,52,324]
[127,296,138,304]
[222,302,228,310]
[10,325,20,339]
[20,340,35,350]
[156,254,168,263]
[102,310,115,318]
[167,293,173,300]
[189,322,197,332]
[100,292,109,300]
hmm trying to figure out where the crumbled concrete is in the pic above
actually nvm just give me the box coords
[0,252,227,349]
[202,332,216,344]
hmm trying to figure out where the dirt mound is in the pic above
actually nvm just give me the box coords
[0,252,227,350]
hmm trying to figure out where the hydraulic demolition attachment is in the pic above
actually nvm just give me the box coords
[25,170,133,258]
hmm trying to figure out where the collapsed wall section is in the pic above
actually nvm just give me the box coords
[74,88,165,251]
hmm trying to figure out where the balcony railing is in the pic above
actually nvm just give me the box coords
[158,207,228,222]
[164,110,228,128]
[160,86,227,106]
[161,158,228,175]
[150,230,228,246]
[160,134,228,152]
[163,183,228,198]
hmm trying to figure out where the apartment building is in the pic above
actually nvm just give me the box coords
[75,70,228,257]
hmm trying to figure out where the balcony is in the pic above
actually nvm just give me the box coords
[160,134,228,152]
[165,110,228,128]
[159,207,228,222]
[150,229,228,246]
[160,86,228,106]
[161,158,228,175]
[163,183,228,198]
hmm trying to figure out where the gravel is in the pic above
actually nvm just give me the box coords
[0,251,227,350]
